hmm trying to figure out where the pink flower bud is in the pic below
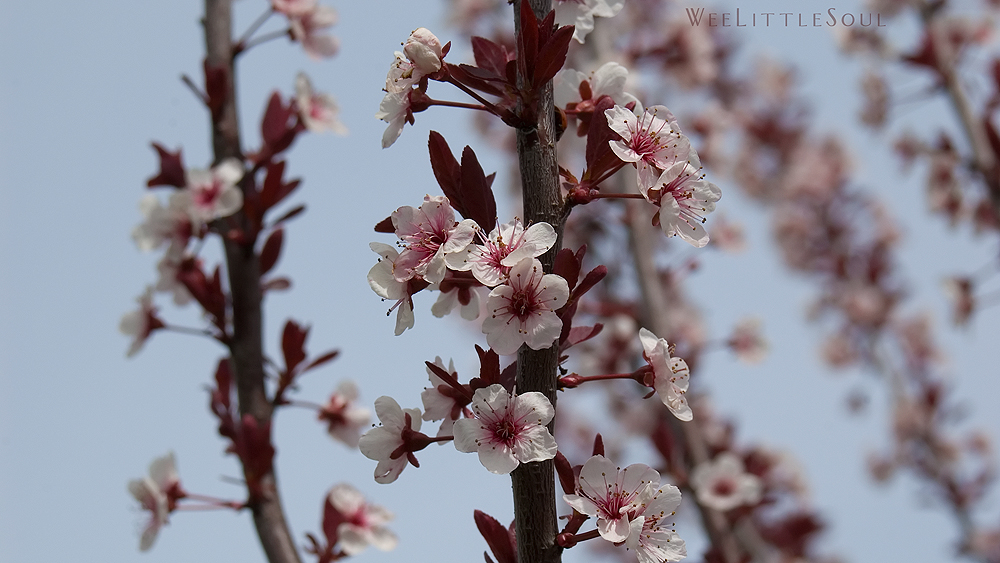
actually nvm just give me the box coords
[404,28,443,74]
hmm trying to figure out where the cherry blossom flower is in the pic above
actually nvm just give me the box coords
[391,195,478,285]
[155,248,193,306]
[295,73,347,135]
[367,243,416,335]
[358,396,423,484]
[318,380,371,448]
[446,219,557,287]
[430,279,485,320]
[564,455,660,543]
[403,28,444,75]
[482,258,569,355]
[131,193,194,252]
[625,482,687,563]
[605,105,692,190]
[375,89,413,149]
[690,453,762,511]
[638,328,692,421]
[120,286,164,358]
[175,158,244,225]
[271,0,316,17]
[127,452,183,551]
[325,483,398,555]
[554,0,624,43]
[289,5,339,60]
[645,161,721,248]
[453,384,557,474]
[727,318,767,364]
[555,62,641,129]
[420,357,469,438]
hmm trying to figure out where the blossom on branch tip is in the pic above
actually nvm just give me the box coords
[120,286,164,358]
[319,380,371,448]
[554,0,624,43]
[391,195,478,285]
[131,193,194,252]
[563,455,660,543]
[367,243,416,335]
[358,396,424,484]
[271,0,316,17]
[375,89,413,149]
[325,483,398,555]
[606,104,691,191]
[625,484,687,563]
[638,328,692,421]
[127,452,183,551]
[645,162,721,248]
[175,158,244,225]
[295,73,347,135]
[482,258,569,355]
[555,62,641,120]
[690,452,762,511]
[403,28,444,75]
[453,384,557,474]
[446,219,557,287]
[289,4,339,59]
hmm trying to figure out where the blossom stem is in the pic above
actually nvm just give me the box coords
[177,502,245,512]
[180,74,211,106]
[183,492,246,508]
[427,99,491,112]
[443,76,507,118]
[286,399,326,411]
[587,162,627,188]
[163,324,221,340]
[240,29,290,54]
[588,192,646,200]
[236,8,274,49]
[564,528,601,543]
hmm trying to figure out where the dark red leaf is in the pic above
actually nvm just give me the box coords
[572,265,607,301]
[259,227,284,277]
[281,319,308,375]
[474,510,516,563]
[461,146,498,232]
[592,433,605,456]
[261,91,294,148]
[475,345,501,389]
[553,248,581,290]
[562,324,603,349]
[585,96,617,172]
[146,143,186,188]
[374,216,395,233]
[203,60,228,120]
[428,131,464,210]
[534,25,573,86]
[499,361,517,394]
[518,1,539,87]
[270,203,305,226]
[471,36,511,77]
[305,350,340,373]
[554,451,575,495]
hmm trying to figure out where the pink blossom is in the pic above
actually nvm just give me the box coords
[446,219,557,287]
[367,242,415,335]
[358,396,422,484]
[624,483,687,563]
[318,380,371,448]
[325,483,398,555]
[271,0,316,17]
[288,4,338,59]
[638,328,692,421]
[295,73,347,134]
[120,286,164,358]
[127,452,182,551]
[155,247,193,306]
[131,193,194,252]
[391,195,477,285]
[727,318,767,364]
[176,158,244,224]
[553,0,624,43]
[420,357,466,438]
[375,89,413,149]
[554,62,641,113]
[646,161,721,248]
[430,280,485,321]
[564,455,660,543]
[606,105,692,191]
[453,384,557,474]
[690,453,762,511]
[403,28,444,74]
[482,258,569,355]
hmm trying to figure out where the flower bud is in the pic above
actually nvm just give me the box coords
[404,28,443,74]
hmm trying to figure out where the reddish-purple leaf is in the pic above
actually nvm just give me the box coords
[553,248,581,290]
[305,350,340,373]
[203,60,228,120]
[460,146,498,232]
[474,510,517,563]
[270,203,305,226]
[471,36,511,77]
[563,324,604,349]
[281,319,308,375]
[534,25,574,86]
[146,143,186,188]
[374,216,395,233]
[428,131,464,209]
[585,96,617,171]
[518,1,539,86]
[573,265,607,301]
[259,227,284,277]
[554,452,576,495]
[261,91,293,148]
[592,433,605,456]
[499,361,516,394]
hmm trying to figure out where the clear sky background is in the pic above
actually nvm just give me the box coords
[1,1,998,562]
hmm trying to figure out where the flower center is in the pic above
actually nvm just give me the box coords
[493,419,518,444]
[712,478,736,497]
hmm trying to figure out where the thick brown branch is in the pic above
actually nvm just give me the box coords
[203,1,302,562]
[511,2,563,563]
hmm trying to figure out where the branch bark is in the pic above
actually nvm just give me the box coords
[511,2,563,563]
[203,2,302,562]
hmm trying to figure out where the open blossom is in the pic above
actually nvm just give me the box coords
[120,286,164,358]
[392,195,477,285]
[606,105,692,191]
[625,484,687,563]
[131,193,194,252]
[446,219,557,287]
[289,4,339,59]
[564,455,660,543]
[645,161,721,248]
[403,28,444,74]
[453,384,557,474]
[554,0,624,43]
[690,453,763,511]
[420,357,468,438]
[318,380,371,448]
[325,483,398,555]
[555,62,641,135]
[128,452,183,551]
[430,277,485,321]
[375,88,413,149]
[295,73,347,134]
[727,318,768,364]
[175,158,244,224]
[155,248,193,306]
[271,0,316,16]
[638,328,692,421]
[359,397,423,483]
[367,243,415,335]
[482,258,569,355]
